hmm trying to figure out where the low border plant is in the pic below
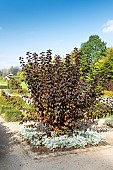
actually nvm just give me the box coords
[21,125,106,151]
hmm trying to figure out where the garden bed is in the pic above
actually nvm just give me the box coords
[20,125,106,152]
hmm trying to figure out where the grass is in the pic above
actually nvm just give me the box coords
[0,79,7,85]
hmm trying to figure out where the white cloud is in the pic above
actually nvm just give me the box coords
[102,20,113,33]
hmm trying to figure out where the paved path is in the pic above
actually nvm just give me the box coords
[0,116,113,170]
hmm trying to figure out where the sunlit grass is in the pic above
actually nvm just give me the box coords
[0,79,7,85]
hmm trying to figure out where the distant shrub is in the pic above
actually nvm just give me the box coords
[10,89,19,94]
[10,88,29,95]
[19,88,29,94]
[105,116,113,128]
[86,102,111,119]
[0,96,8,105]
[103,90,113,97]
[0,105,11,115]
[0,95,30,122]
[8,77,21,90]
[0,90,5,96]
[4,109,22,122]
[7,96,28,108]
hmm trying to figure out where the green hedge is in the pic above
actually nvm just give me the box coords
[4,109,22,122]
[0,96,8,105]
[0,105,22,122]
[0,105,11,114]
[0,84,8,89]
[0,95,32,122]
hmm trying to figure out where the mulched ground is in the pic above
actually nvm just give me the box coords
[28,140,108,155]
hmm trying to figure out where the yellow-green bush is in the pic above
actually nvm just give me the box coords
[103,90,113,97]
[10,88,29,95]
[0,95,29,122]
[0,96,8,105]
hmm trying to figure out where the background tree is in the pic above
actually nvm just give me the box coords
[94,47,113,90]
[80,35,107,73]
[1,68,9,76]
[9,66,21,75]
[0,70,3,76]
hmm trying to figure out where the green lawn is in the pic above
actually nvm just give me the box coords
[0,79,7,85]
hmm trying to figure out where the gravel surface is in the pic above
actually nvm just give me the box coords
[0,116,113,170]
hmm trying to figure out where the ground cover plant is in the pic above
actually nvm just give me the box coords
[21,125,106,151]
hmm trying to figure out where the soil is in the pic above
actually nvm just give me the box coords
[0,116,113,170]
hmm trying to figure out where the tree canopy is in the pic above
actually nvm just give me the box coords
[80,35,107,71]
[94,47,113,90]
[9,66,21,75]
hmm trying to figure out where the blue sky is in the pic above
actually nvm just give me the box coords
[0,0,113,69]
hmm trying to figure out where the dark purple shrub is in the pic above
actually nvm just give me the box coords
[19,48,110,134]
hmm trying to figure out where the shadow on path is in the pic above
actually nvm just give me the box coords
[0,121,12,157]
[0,118,23,170]
[1,116,113,170]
